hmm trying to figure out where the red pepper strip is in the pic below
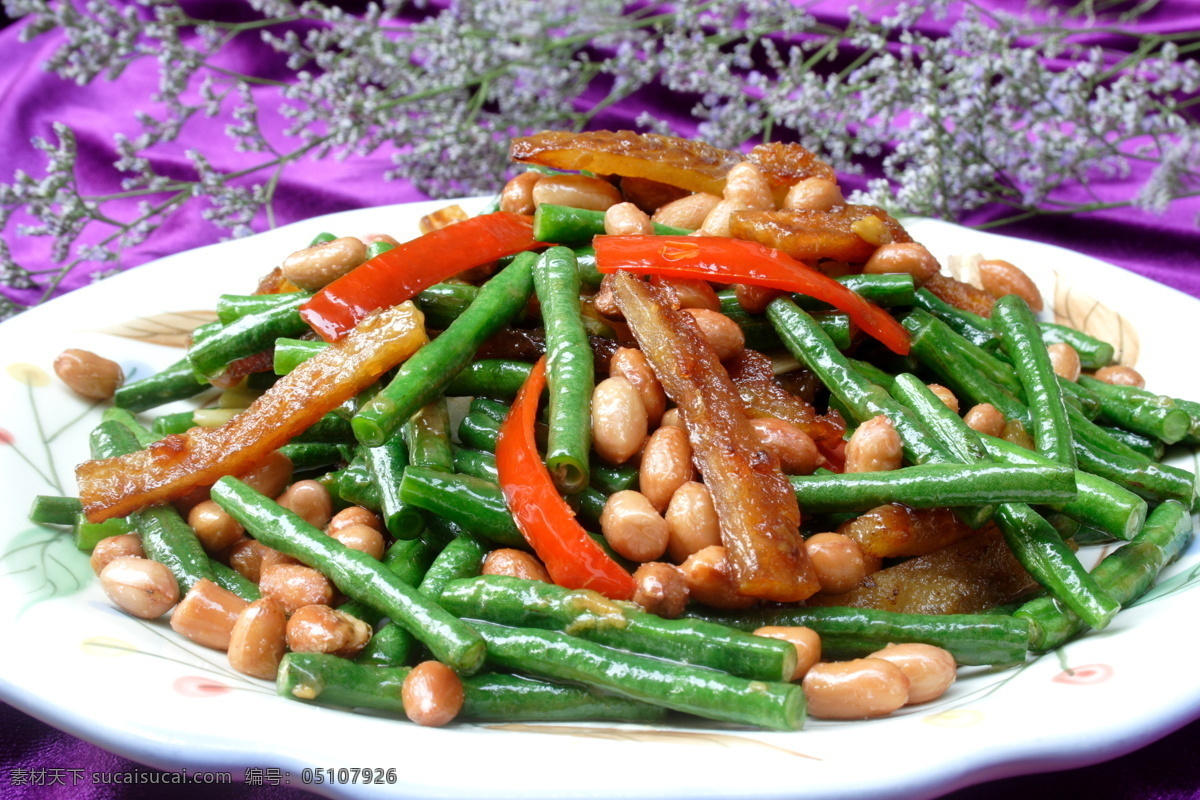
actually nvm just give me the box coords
[594,235,911,356]
[496,357,636,600]
[301,212,541,341]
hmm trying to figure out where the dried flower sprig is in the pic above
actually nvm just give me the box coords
[0,0,1196,318]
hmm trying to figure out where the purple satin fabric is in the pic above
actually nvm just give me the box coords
[2,1,1200,798]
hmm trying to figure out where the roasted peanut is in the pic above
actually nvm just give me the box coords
[963,403,1006,438]
[733,283,785,315]
[600,490,670,563]
[927,384,960,414]
[782,177,844,212]
[750,417,821,475]
[531,174,622,212]
[802,658,910,719]
[593,272,621,319]
[604,202,654,235]
[276,479,333,530]
[187,499,244,552]
[1094,365,1145,389]
[362,233,401,248]
[238,451,294,501]
[698,199,738,237]
[723,161,774,210]
[869,642,957,704]
[418,204,469,234]
[281,236,367,290]
[1003,418,1037,449]
[53,348,124,399]
[286,604,372,657]
[679,545,755,610]
[631,562,689,619]
[90,533,145,576]
[591,376,649,465]
[1047,343,1082,382]
[170,578,249,650]
[326,506,383,536]
[640,426,695,512]
[682,308,744,361]
[652,192,721,230]
[328,523,386,561]
[862,242,940,284]
[754,626,822,682]
[482,549,551,583]
[259,564,335,616]
[665,481,722,563]
[402,661,464,727]
[660,408,685,430]
[657,277,721,312]
[844,415,903,473]
[228,598,288,680]
[500,171,540,215]
[805,532,874,594]
[99,557,178,619]
[227,539,298,584]
[227,539,266,583]
[610,347,666,426]
[979,259,1043,312]
[851,215,893,247]
[699,161,773,238]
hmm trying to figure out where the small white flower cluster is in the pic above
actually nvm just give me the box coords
[0,0,1196,318]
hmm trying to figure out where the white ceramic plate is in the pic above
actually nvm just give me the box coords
[2,198,1199,800]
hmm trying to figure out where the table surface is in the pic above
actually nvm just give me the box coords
[2,1,1199,798]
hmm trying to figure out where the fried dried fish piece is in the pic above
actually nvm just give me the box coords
[511,130,834,203]
[805,526,1037,614]
[729,206,912,264]
[726,349,846,454]
[838,503,975,559]
[923,273,996,317]
[613,271,819,603]
[78,304,427,522]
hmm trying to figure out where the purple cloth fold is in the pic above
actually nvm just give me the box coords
[2,2,1199,799]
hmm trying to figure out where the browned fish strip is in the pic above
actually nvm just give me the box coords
[511,130,834,203]
[729,205,911,264]
[805,526,1037,614]
[612,271,819,603]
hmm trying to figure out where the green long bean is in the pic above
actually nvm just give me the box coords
[1017,500,1193,651]
[403,399,454,473]
[89,420,215,593]
[114,357,211,412]
[217,292,309,325]
[532,246,593,494]
[188,294,310,382]
[353,253,537,447]
[467,620,805,731]
[398,467,525,548]
[211,476,485,673]
[788,463,1076,513]
[886,374,1116,630]
[443,359,532,400]
[278,653,666,722]
[440,575,798,682]
[768,298,991,527]
[992,296,1076,467]
[532,203,690,244]
[1078,375,1191,444]
[685,606,1031,666]
[363,435,424,539]
[979,434,1147,541]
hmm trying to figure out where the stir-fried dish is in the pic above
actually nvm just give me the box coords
[32,130,1197,730]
